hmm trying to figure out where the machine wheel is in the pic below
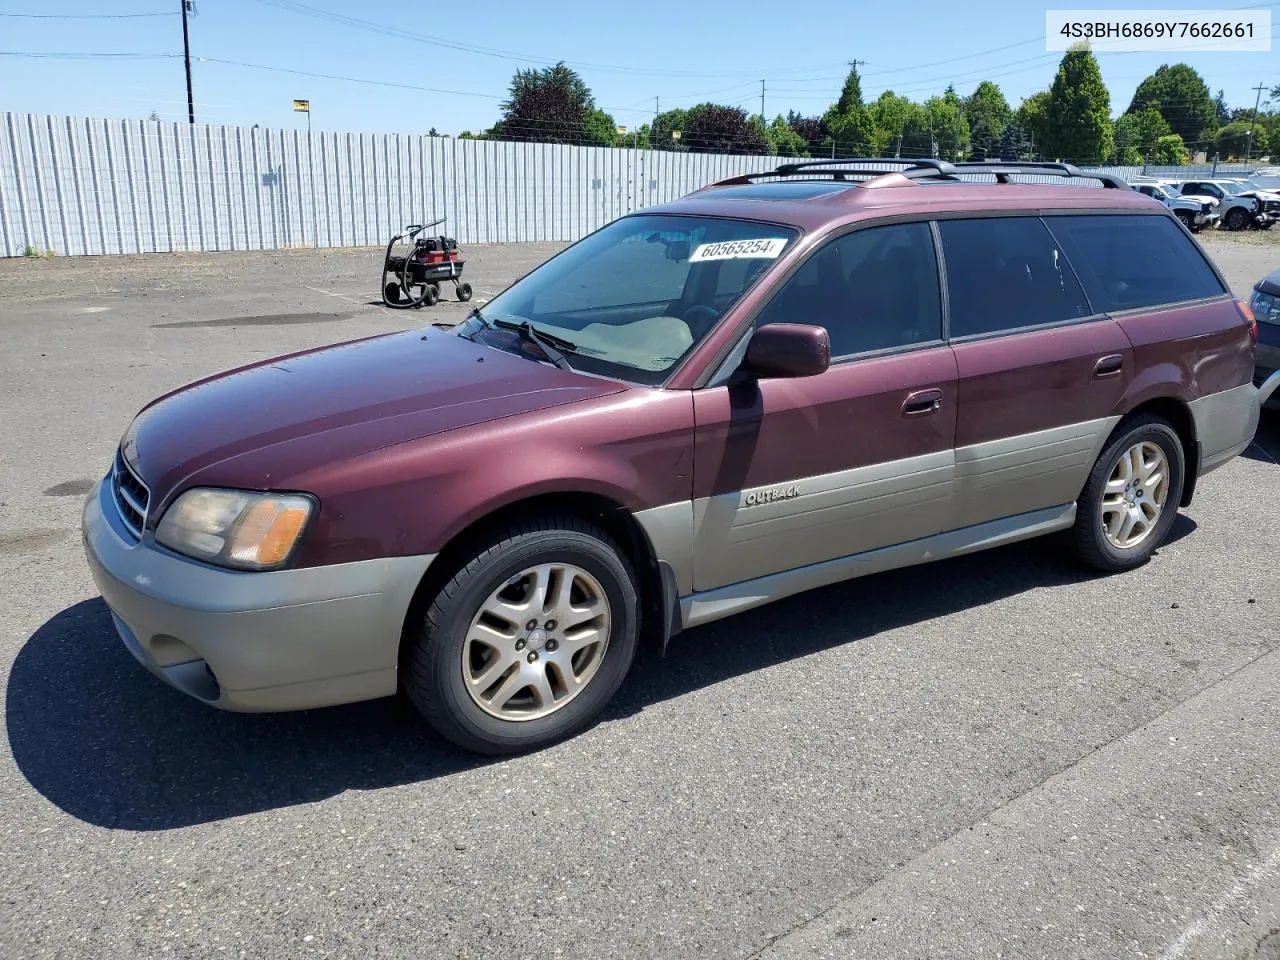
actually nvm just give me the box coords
[422,283,440,307]
[456,281,473,302]
[1225,207,1250,231]
[384,282,403,305]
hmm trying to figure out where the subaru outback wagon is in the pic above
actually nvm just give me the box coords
[83,159,1279,755]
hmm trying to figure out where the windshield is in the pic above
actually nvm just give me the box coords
[1220,182,1247,195]
[456,214,799,385]
[1151,185,1175,200]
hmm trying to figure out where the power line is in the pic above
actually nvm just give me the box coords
[0,50,180,59]
[0,10,177,17]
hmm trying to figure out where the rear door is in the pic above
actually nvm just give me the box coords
[690,221,957,591]
[938,216,1133,530]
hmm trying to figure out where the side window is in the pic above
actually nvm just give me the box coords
[753,222,942,357]
[1137,186,1154,197]
[1045,214,1226,312]
[937,217,1093,338]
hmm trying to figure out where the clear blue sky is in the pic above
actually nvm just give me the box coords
[0,0,1275,135]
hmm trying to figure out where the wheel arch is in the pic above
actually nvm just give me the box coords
[1109,395,1200,507]
[396,491,670,683]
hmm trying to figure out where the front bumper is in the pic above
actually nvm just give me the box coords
[82,477,435,711]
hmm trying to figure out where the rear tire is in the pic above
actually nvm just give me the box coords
[1071,415,1185,572]
[405,517,639,755]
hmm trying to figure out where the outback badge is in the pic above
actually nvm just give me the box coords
[744,484,800,507]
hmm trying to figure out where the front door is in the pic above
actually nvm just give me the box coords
[690,221,958,592]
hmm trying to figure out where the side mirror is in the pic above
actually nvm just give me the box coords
[743,323,830,379]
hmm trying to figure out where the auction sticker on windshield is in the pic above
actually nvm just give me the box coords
[689,238,788,262]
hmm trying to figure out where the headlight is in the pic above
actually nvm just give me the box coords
[156,488,314,570]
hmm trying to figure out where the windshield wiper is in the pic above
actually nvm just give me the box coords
[490,317,577,370]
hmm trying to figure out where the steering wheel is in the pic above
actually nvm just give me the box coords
[682,304,722,338]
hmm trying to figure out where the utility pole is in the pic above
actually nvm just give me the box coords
[760,79,766,122]
[181,0,195,124]
[1245,82,1267,161]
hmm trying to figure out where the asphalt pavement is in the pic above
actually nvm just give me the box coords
[0,235,1277,960]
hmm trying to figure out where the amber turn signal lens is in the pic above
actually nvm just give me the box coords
[228,499,311,567]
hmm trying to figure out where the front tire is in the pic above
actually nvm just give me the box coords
[405,517,639,755]
[1175,210,1197,232]
[1225,207,1250,231]
[1071,415,1185,572]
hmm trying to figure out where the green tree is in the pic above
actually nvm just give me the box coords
[869,91,919,158]
[493,62,616,145]
[924,87,969,160]
[998,121,1031,160]
[835,63,863,115]
[680,103,770,154]
[652,108,689,151]
[1113,107,1172,161]
[1127,64,1216,148]
[768,115,809,157]
[585,108,622,147]
[1042,46,1112,162]
[1213,89,1231,127]
[963,81,1012,159]
[824,103,877,156]
[1152,134,1188,165]
[1216,121,1269,159]
[1016,90,1051,157]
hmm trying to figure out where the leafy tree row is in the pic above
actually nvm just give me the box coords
[466,53,1275,166]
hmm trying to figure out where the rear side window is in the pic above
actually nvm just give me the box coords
[1046,214,1226,312]
[754,222,942,357]
[937,218,1093,338]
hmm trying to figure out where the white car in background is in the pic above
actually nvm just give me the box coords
[1164,179,1278,231]
[1129,181,1219,232]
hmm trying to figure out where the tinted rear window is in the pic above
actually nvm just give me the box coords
[1046,214,1225,312]
[937,217,1093,338]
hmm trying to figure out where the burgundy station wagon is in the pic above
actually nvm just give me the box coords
[83,159,1280,754]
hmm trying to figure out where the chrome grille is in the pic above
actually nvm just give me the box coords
[111,448,150,541]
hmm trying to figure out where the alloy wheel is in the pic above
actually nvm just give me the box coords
[461,563,611,721]
[1099,440,1169,549]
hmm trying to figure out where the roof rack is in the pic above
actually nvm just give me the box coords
[943,161,1129,189]
[708,157,1128,190]
[773,157,955,178]
[710,158,956,186]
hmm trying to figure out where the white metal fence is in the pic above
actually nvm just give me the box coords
[0,111,1265,258]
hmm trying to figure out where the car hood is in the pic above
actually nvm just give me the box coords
[123,328,625,505]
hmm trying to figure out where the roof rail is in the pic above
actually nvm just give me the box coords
[706,157,957,188]
[705,157,1129,190]
[942,161,1129,189]
[773,157,956,177]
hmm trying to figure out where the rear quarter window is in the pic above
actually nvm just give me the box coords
[1046,214,1226,313]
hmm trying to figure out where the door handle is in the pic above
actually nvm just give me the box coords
[902,388,943,417]
[1093,354,1124,379]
